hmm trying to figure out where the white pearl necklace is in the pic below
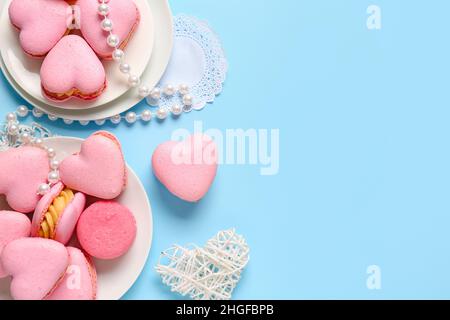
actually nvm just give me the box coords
[97,0,195,111]
[14,90,191,126]
[3,110,60,196]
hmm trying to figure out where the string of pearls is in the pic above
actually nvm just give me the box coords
[3,109,60,196]
[16,86,192,126]
[98,0,195,111]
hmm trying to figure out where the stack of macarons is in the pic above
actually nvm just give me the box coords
[0,131,137,300]
[8,0,141,102]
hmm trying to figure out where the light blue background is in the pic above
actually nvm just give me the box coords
[1,0,450,299]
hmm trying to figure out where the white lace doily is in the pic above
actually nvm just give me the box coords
[149,14,228,111]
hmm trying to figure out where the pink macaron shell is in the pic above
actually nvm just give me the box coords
[54,192,86,245]
[1,238,69,300]
[77,201,136,260]
[0,211,31,279]
[152,134,218,202]
[9,0,70,57]
[59,131,127,200]
[78,0,140,59]
[95,131,128,191]
[0,146,50,213]
[46,247,97,300]
[31,182,64,237]
[40,35,106,101]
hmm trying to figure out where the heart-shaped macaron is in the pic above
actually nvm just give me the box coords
[152,134,218,202]
[78,0,140,59]
[59,131,127,199]
[9,0,70,57]
[40,35,107,102]
[46,247,97,300]
[0,146,50,213]
[1,238,69,300]
[0,211,31,279]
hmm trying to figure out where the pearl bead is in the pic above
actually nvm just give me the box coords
[171,104,183,116]
[183,104,193,113]
[156,108,168,120]
[150,88,161,100]
[146,97,159,107]
[48,114,58,121]
[179,84,190,96]
[163,84,176,96]
[47,147,56,158]
[79,120,90,126]
[110,115,121,124]
[98,3,109,16]
[20,132,32,144]
[112,49,124,62]
[128,74,140,88]
[16,106,29,117]
[138,85,150,97]
[95,119,106,126]
[6,112,16,122]
[34,138,44,147]
[8,124,19,135]
[38,183,50,195]
[125,112,137,124]
[182,95,193,106]
[101,18,113,32]
[48,171,60,184]
[107,34,119,48]
[32,108,43,118]
[141,110,152,122]
[63,119,74,125]
[119,63,131,74]
[50,160,60,170]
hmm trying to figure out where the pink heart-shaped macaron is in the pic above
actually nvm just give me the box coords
[9,0,70,57]
[40,35,106,102]
[59,131,127,199]
[152,134,218,202]
[0,211,31,279]
[0,146,50,213]
[1,238,69,300]
[78,0,140,59]
[46,247,97,300]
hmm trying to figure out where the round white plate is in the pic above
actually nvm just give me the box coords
[0,0,154,110]
[0,136,153,300]
[0,0,173,121]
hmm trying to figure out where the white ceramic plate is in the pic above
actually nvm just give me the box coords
[0,136,153,300]
[0,0,173,121]
[0,0,154,110]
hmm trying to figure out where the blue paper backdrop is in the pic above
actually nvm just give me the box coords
[1,0,450,299]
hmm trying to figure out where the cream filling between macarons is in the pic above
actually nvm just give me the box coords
[39,189,74,239]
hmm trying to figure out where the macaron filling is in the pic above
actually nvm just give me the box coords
[42,80,107,102]
[39,188,74,239]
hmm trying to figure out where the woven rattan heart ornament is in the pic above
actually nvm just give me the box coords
[156,229,250,300]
